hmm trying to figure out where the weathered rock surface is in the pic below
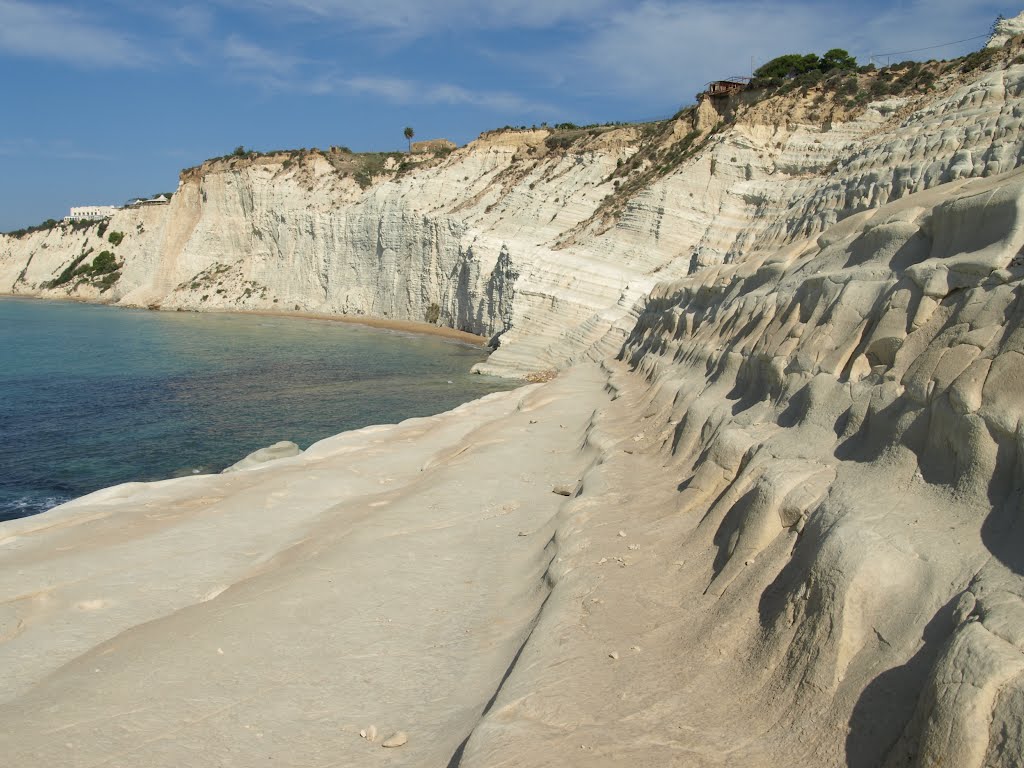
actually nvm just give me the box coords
[223,440,301,473]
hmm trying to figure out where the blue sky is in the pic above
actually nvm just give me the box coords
[0,0,1018,230]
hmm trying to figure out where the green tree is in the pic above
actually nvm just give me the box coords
[404,126,415,152]
[90,251,118,274]
[754,53,822,79]
[821,48,857,71]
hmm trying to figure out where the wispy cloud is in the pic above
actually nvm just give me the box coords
[223,35,302,76]
[343,75,553,112]
[0,0,150,67]
[210,36,553,112]
[215,0,617,36]
[0,137,111,161]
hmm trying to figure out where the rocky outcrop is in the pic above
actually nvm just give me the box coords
[576,168,1024,767]
[987,10,1024,48]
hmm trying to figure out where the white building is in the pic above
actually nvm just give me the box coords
[134,194,170,206]
[63,205,117,223]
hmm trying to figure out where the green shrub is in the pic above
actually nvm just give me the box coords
[96,271,121,292]
[4,218,59,238]
[837,76,859,95]
[545,135,576,150]
[960,47,999,73]
[425,302,441,324]
[89,251,118,274]
[46,251,92,287]
[108,231,124,246]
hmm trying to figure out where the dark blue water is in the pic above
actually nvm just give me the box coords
[0,298,513,521]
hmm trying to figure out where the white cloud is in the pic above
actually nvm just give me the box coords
[224,35,302,76]
[0,0,150,67]
[0,137,110,160]
[214,0,618,35]
[343,75,554,112]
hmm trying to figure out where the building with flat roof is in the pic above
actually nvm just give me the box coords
[63,205,117,223]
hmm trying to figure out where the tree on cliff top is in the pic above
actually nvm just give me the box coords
[821,48,857,71]
[754,49,857,79]
[404,126,414,152]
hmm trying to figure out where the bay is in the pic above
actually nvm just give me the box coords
[0,298,514,521]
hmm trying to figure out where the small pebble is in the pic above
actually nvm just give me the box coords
[627,544,640,551]
[366,725,377,742]
[630,645,641,652]
[617,530,627,538]
[382,732,408,748]
[609,651,619,660]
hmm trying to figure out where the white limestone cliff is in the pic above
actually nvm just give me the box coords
[5,48,1024,380]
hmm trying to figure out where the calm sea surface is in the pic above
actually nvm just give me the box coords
[0,298,515,522]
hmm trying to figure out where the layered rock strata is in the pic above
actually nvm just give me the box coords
[4,46,1024,378]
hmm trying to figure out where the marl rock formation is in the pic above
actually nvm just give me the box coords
[3,26,1024,768]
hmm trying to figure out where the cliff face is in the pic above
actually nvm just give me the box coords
[5,49,1024,379]
[555,169,1024,767]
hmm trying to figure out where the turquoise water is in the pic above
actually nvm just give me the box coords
[0,298,514,521]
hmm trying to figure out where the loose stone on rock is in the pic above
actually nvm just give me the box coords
[382,731,408,748]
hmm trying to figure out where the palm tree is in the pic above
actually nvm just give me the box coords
[404,126,415,153]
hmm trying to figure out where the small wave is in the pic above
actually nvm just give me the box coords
[0,494,74,523]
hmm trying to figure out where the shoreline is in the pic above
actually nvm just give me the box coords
[232,308,490,347]
[0,292,491,347]
[0,294,504,524]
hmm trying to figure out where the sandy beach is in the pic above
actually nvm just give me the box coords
[234,308,490,347]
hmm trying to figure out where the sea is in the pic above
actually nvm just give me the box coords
[0,298,515,522]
